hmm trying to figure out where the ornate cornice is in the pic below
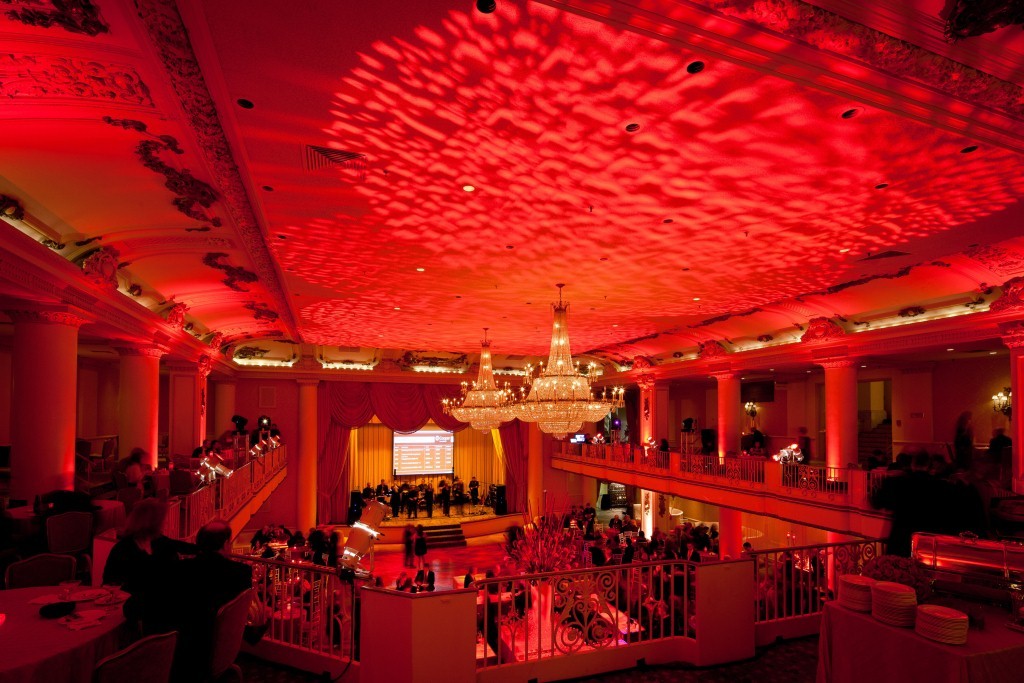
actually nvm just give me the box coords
[164,302,188,329]
[989,276,1024,313]
[0,194,25,221]
[801,317,846,344]
[698,0,1024,120]
[0,54,153,107]
[999,321,1024,349]
[5,307,89,327]
[816,357,855,369]
[698,340,729,359]
[709,369,736,381]
[636,373,656,391]
[116,344,167,358]
[78,247,119,289]
[2,0,108,36]
[197,354,212,377]
[133,0,299,340]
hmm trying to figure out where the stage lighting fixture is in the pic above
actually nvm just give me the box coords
[258,415,272,429]
[231,415,248,432]
[476,0,496,14]
[339,500,388,579]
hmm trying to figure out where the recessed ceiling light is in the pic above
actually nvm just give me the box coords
[612,324,618,327]
[686,61,705,74]
[989,351,997,355]
[261,185,274,192]
[416,267,425,272]
[599,257,608,262]
[462,185,475,192]
[277,235,286,240]
[475,0,496,13]
[625,123,640,133]
[860,365,867,368]
[681,267,690,272]
[663,219,673,224]
[839,248,851,253]
[505,245,514,249]
[455,295,461,299]
[947,348,954,351]
[394,307,401,311]
[960,145,978,154]
[692,297,700,301]
[769,368,774,372]
[840,108,861,119]
[806,370,812,373]
[236,98,255,109]
[875,183,889,189]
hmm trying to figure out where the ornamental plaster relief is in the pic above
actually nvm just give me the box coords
[0,54,152,106]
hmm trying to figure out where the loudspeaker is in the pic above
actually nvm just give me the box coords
[347,491,364,525]
[493,485,507,515]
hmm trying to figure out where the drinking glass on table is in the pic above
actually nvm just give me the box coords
[59,580,82,601]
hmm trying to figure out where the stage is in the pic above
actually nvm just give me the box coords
[377,507,509,528]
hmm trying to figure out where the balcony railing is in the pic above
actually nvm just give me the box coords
[167,446,287,541]
[232,553,356,663]
[748,538,885,624]
[474,559,695,668]
[554,442,885,509]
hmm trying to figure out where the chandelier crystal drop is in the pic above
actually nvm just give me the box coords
[514,284,624,438]
[442,329,516,432]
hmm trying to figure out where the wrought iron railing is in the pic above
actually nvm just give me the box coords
[168,446,287,541]
[232,553,357,663]
[780,464,849,498]
[748,538,884,623]
[474,559,695,668]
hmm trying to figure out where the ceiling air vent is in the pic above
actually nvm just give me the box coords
[860,250,909,261]
[304,145,367,181]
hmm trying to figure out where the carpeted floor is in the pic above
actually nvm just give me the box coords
[238,636,819,683]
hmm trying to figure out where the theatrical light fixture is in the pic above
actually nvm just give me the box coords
[992,388,1012,418]
[442,328,517,432]
[257,415,272,429]
[339,500,388,579]
[513,285,623,438]
[773,443,804,463]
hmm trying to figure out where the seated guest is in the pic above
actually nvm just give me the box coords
[463,567,476,589]
[425,570,436,592]
[395,572,412,591]
[171,520,252,681]
[308,527,329,565]
[103,499,197,632]
[287,528,306,547]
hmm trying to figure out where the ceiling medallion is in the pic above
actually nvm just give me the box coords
[442,329,516,432]
[514,285,623,439]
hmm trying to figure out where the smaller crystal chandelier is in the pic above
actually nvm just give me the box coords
[514,284,624,438]
[992,387,1012,418]
[442,329,516,432]
[744,402,759,418]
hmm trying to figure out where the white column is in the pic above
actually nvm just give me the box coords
[117,345,164,468]
[297,379,319,531]
[820,359,858,470]
[713,371,741,460]
[8,307,87,500]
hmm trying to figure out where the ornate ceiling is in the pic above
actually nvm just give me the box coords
[1,0,1022,373]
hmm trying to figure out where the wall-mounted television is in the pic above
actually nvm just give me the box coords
[741,381,775,403]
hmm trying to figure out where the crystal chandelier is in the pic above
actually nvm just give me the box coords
[442,329,516,432]
[514,285,623,438]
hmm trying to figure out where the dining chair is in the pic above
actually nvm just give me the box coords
[5,553,76,588]
[210,589,254,681]
[93,631,178,683]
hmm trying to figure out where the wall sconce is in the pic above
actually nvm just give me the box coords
[744,402,759,418]
[992,388,1012,418]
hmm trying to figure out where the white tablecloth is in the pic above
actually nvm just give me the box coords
[817,601,1024,683]
[0,586,128,683]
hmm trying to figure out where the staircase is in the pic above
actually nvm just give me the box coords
[424,523,467,549]
[858,422,892,465]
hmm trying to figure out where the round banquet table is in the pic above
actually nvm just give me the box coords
[0,586,129,683]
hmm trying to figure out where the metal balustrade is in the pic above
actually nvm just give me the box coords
[232,553,357,663]
[475,559,695,668]
[780,464,850,498]
[168,446,287,541]
[748,538,884,623]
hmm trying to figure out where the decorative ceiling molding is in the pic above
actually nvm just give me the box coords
[201,252,257,292]
[698,340,730,359]
[990,276,1024,312]
[77,246,119,289]
[801,317,847,343]
[695,0,1024,120]
[0,54,153,106]
[963,244,1024,276]
[1,0,108,36]
[0,194,25,221]
[132,0,299,340]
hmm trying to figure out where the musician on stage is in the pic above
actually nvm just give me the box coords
[440,480,451,517]
[469,476,480,509]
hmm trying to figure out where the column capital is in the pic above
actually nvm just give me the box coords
[5,305,90,328]
[116,344,167,359]
[999,321,1024,349]
[709,369,736,381]
[296,378,320,387]
[636,373,656,391]
[817,358,856,369]
[197,355,213,378]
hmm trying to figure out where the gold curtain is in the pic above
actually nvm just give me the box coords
[347,420,503,493]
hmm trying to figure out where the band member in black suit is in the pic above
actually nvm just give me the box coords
[405,487,418,518]
[389,486,402,519]
[440,481,451,517]
[362,482,374,500]
[469,476,480,509]
[424,484,434,518]
[375,479,389,501]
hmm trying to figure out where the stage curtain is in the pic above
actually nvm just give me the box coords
[421,383,467,433]
[498,419,529,513]
[369,383,430,433]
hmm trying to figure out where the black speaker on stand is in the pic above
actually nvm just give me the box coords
[347,491,364,525]
[493,485,507,515]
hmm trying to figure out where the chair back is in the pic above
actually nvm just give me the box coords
[101,438,116,458]
[93,631,177,683]
[5,553,76,588]
[47,511,94,555]
[210,589,253,677]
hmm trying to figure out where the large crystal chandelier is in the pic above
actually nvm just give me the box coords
[515,285,624,438]
[441,329,516,432]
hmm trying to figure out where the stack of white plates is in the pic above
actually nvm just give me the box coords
[915,604,968,645]
[838,574,875,612]
[871,581,917,627]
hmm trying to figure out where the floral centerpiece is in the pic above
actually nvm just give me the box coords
[862,555,932,602]
[505,508,580,574]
